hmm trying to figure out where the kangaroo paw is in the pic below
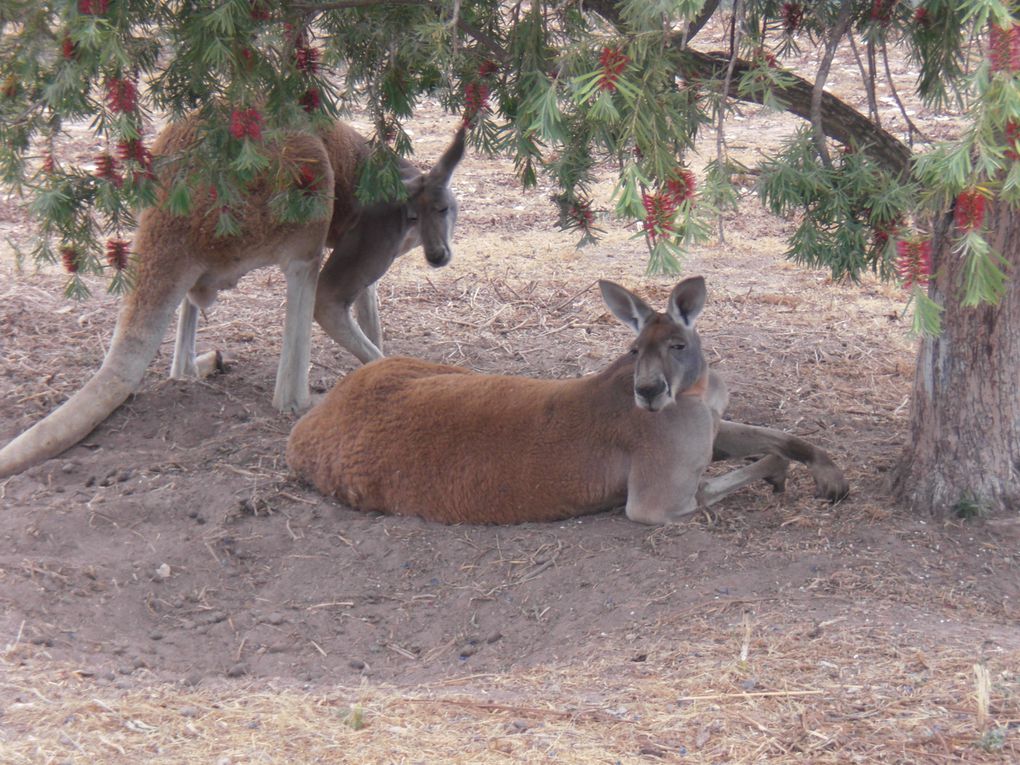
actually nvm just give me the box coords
[196,350,224,379]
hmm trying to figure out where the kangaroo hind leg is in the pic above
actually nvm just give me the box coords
[714,420,849,502]
[274,244,323,413]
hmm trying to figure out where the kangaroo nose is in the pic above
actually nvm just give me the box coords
[636,379,667,402]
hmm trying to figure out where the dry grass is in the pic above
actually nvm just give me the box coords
[3,608,1018,764]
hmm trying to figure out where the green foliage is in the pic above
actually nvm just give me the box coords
[758,129,915,283]
[0,0,1016,313]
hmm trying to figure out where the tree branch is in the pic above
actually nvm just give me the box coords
[584,0,912,180]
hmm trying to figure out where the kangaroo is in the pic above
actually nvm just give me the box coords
[287,277,849,525]
[0,118,465,479]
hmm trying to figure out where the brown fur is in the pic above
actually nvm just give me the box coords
[0,117,464,478]
[287,279,850,525]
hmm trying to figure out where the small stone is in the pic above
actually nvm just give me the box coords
[61,462,77,474]
[485,632,503,644]
[179,706,200,718]
[264,612,285,626]
[348,659,365,670]
[149,631,164,641]
[184,672,203,687]
[226,663,248,678]
[154,563,171,580]
[458,644,477,659]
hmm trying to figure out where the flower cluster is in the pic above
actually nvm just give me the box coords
[295,45,320,74]
[294,163,321,194]
[95,153,122,186]
[598,47,629,92]
[105,77,137,113]
[989,22,1020,72]
[61,36,77,60]
[954,189,986,231]
[300,87,321,113]
[1006,120,1020,161]
[872,218,902,246]
[665,168,696,205]
[61,245,80,273]
[78,0,109,14]
[105,239,130,271]
[2,76,18,99]
[229,107,263,140]
[642,191,676,244]
[913,7,930,27]
[117,138,151,166]
[870,0,899,25]
[117,139,154,183]
[895,239,932,288]
[781,3,804,34]
[462,81,490,127]
[478,60,499,78]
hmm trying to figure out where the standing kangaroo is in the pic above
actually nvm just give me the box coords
[287,277,849,525]
[0,119,465,478]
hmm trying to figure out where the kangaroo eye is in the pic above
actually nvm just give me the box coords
[628,347,639,355]
[669,343,686,351]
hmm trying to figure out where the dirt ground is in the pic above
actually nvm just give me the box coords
[1,26,1019,764]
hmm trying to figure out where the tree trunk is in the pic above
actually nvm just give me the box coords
[890,203,1020,515]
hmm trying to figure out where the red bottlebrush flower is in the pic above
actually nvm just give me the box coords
[299,87,321,113]
[95,153,123,186]
[462,81,490,126]
[105,239,130,271]
[1006,120,1020,161]
[105,77,138,113]
[295,45,320,74]
[239,47,255,70]
[781,3,805,34]
[642,191,677,244]
[665,168,696,205]
[954,189,986,231]
[896,239,932,288]
[243,108,262,140]
[229,108,263,140]
[250,1,271,21]
[61,36,77,60]
[989,22,1020,72]
[870,0,898,25]
[42,154,56,174]
[295,163,320,193]
[913,7,930,26]
[116,139,152,168]
[78,0,109,14]
[2,76,18,99]
[478,60,499,78]
[569,199,595,228]
[598,46,629,92]
[60,246,80,273]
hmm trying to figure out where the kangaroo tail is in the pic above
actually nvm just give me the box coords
[0,269,196,478]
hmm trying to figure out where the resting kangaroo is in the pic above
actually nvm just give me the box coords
[287,277,849,525]
[0,118,465,478]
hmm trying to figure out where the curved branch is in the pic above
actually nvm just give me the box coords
[584,0,912,180]
[680,49,912,178]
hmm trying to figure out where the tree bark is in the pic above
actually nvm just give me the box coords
[890,203,1020,515]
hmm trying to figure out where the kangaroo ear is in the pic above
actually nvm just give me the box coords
[667,276,707,328]
[599,280,655,334]
[428,125,466,184]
